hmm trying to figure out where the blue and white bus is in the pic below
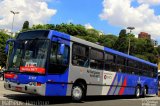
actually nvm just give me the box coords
[4,30,158,101]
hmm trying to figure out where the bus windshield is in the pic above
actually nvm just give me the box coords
[8,39,49,74]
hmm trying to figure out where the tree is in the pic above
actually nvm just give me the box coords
[0,31,10,66]
[130,38,158,63]
[156,45,160,54]
[98,34,117,48]
[54,23,88,36]
[22,21,29,30]
[113,29,128,53]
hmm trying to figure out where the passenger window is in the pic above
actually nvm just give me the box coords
[153,67,157,78]
[105,53,116,72]
[127,59,134,67]
[90,49,104,70]
[72,43,89,67]
[116,56,125,65]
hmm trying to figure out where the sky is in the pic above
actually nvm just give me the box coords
[0,0,160,43]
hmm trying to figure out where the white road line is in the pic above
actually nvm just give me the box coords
[0,95,7,99]
[121,97,160,101]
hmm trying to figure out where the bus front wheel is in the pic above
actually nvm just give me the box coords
[71,83,85,102]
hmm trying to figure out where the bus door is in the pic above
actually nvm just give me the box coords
[48,37,70,79]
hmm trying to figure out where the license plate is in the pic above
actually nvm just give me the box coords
[15,87,22,91]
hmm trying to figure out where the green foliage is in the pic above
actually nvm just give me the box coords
[98,34,117,48]
[0,31,10,66]
[54,23,88,36]
[156,45,160,53]
[124,35,157,63]
[113,29,128,53]
[127,33,135,38]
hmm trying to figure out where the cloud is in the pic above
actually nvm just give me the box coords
[99,0,160,39]
[137,0,160,5]
[43,0,60,3]
[0,0,57,32]
[84,23,94,29]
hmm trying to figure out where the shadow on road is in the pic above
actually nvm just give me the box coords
[3,94,154,105]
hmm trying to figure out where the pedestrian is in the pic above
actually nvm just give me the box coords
[1,66,6,80]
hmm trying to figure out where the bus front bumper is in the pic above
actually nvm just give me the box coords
[4,81,46,96]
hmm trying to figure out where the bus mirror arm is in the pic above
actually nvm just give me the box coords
[5,44,9,54]
[58,44,65,55]
[5,39,15,54]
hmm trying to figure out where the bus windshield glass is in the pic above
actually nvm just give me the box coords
[8,39,49,74]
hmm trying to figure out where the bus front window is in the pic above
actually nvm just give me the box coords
[8,39,49,74]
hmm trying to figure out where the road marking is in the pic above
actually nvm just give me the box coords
[0,95,7,99]
[121,97,160,101]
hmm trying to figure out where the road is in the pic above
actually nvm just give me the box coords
[0,80,159,106]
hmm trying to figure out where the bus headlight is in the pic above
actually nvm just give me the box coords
[5,79,10,83]
[28,82,41,86]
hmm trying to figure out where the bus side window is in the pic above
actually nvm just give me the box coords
[50,43,58,63]
[90,48,104,70]
[57,45,69,65]
[49,43,69,65]
[49,42,69,74]
[116,56,126,73]
[72,43,89,67]
[153,67,157,78]
[105,52,116,72]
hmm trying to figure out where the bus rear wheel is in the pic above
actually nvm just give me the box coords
[135,86,141,98]
[71,83,85,102]
[142,87,147,98]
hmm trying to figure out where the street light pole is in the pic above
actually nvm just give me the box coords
[10,10,19,35]
[127,27,135,55]
[128,38,130,55]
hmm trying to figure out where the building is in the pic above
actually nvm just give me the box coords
[138,32,151,39]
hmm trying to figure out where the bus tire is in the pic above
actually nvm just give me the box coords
[71,83,85,102]
[142,87,147,98]
[135,86,141,98]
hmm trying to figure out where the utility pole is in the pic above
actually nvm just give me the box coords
[127,27,135,55]
[10,10,19,36]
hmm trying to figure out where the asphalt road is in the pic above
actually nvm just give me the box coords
[0,80,160,106]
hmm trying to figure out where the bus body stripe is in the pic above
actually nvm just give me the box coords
[119,77,127,95]
[108,74,118,95]
[114,76,123,95]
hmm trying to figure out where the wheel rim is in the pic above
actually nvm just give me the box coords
[136,88,140,97]
[72,86,82,100]
[144,88,147,95]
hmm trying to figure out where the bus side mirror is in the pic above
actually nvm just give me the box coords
[58,44,65,55]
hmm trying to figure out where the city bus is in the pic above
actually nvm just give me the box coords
[4,30,158,102]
